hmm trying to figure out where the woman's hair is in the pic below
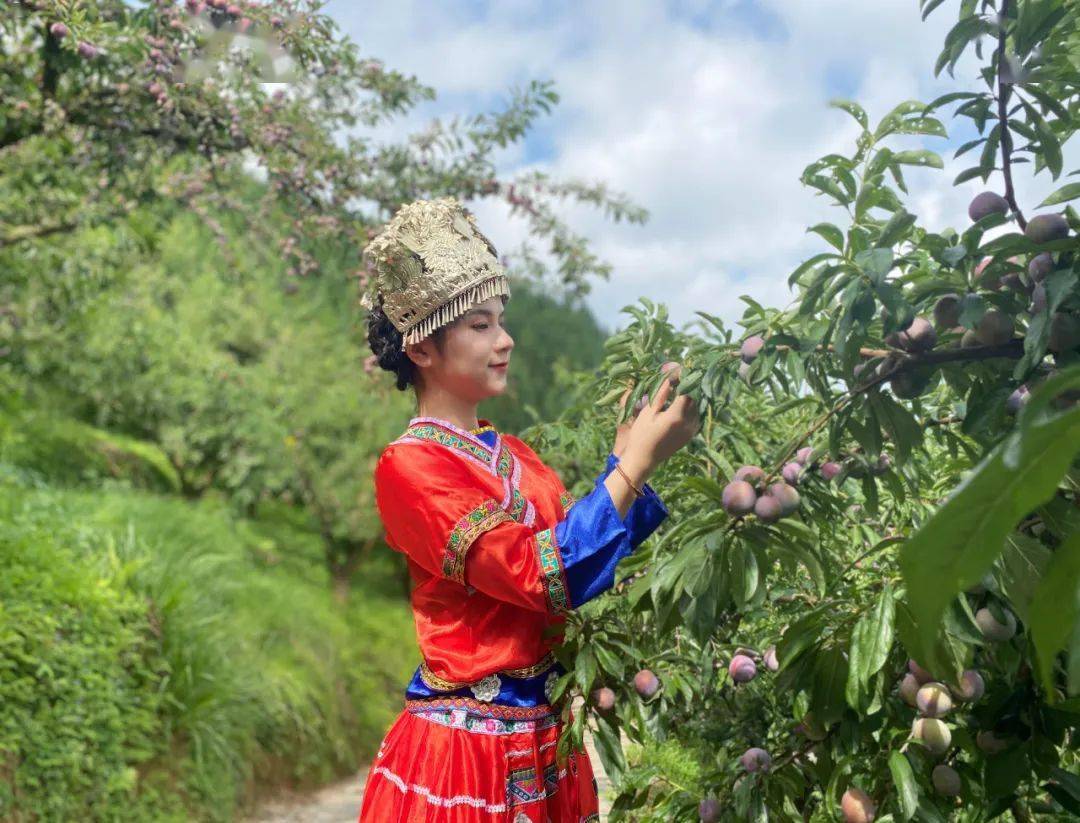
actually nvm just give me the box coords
[366,300,445,391]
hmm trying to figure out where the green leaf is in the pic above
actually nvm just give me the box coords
[1039,182,1080,208]
[889,751,920,821]
[855,248,894,284]
[830,99,869,130]
[878,210,918,247]
[1028,531,1080,700]
[953,166,987,185]
[591,711,626,783]
[891,150,944,170]
[811,645,850,726]
[848,584,896,697]
[1022,100,1064,179]
[899,370,1080,675]
[809,223,846,252]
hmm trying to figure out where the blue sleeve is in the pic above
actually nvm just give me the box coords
[596,452,669,546]
[551,455,668,608]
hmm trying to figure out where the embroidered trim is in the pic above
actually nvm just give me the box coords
[443,498,512,582]
[405,696,557,721]
[560,490,576,513]
[417,652,558,692]
[507,762,561,807]
[537,528,571,614]
[370,765,508,813]
[410,706,560,735]
[506,740,558,758]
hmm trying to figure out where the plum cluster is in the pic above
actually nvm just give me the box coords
[858,193,1077,404]
[721,462,801,523]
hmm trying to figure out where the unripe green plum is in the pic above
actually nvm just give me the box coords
[633,668,660,698]
[969,191,1009,222]
[1028,252,1054,282]
[722,480,757,515]
[1049,313,1080,353]
[899,673,920,707]
[841,787,876,823]
[734,465,766,485]
[740,747,772,773]
[975,309,1014,346]
[740,335,765,364]
[933,294,962,329]
[763,646,779,672]
[754,494,782,523]
[932,764,962,797]
[592,686,616,712]
[729,654,757,683]
[975,607,1016,641]
[911,717,952,755]
[916,682,953,717]
[1025,213,1069,244]
[768,482,800,516]
[950,670,985,702]
[976,730,1009,754]
[699,797,721,823]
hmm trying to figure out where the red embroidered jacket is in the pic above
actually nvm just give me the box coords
[374,416,667,703]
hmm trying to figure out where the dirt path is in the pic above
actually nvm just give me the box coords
[245,706,616,822]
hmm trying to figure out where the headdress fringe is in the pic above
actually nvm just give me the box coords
[400,274,510,349]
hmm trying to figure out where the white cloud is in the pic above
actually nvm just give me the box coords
[326,0,1076,334]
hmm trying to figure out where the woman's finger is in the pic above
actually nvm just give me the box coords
[651,376,674,412]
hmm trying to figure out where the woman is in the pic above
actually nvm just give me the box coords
[357,197,699,822]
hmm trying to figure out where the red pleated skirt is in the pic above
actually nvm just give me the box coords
[358,698,601,822]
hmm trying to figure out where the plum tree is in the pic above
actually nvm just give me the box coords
[819,461,842,481]
[781,462,803,485]
[1028,252,1054,282]
[967,191,1008,221]
[1048,313,1080,354]
[1005,385,1030,415]
[728,654,757,683]
[840,787,876,823]
[887,316,937,352]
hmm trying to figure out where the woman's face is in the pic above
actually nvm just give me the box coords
[407,296,514,402]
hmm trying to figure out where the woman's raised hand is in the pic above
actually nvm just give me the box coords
[621,371,701,471]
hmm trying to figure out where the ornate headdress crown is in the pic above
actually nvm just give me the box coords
[361,197,511,349]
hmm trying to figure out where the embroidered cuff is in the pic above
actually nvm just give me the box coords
[597,452,669,546]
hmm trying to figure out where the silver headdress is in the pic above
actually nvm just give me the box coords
[361,197,511,349]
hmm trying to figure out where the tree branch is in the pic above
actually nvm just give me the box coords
[997,0,1027,230]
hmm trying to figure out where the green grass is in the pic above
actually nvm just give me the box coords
[0,465,416,821]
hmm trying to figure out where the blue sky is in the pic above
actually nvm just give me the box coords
[324,0,1075,334]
